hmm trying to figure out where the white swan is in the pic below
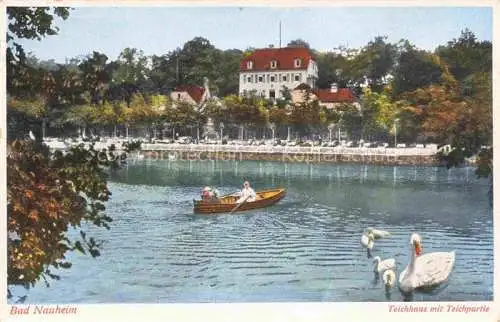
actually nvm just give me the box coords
[373,256,396,274]
[361,232,375,250]
[383,269,396,289]
[398,233,455,293]
[366,227,390,239]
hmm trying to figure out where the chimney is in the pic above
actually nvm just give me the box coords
[330,83,338,93]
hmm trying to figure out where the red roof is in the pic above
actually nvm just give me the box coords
[314,88,356,103]
[173,85,205,104]
[240,47,313,72]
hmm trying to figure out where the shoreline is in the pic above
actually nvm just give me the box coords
[140,144,441,166]
[43,140,443,166]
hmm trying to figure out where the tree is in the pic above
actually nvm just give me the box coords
[436,29,492,82]
[268,107,289,126]
[7,7,71,67]
[402,70,492,173]
[108,48,150,105]
[63,104,98,137]
[215,49,243,97]
[78,51,112,105]
[222,95,266,133]
[178,37,222,92]
[7,96,46,141]
[360,87,402,141]
[392,42,444,97]
[94,101,123,137]
[165,101,205,135]
[288,93,322,137]
[7,8,74,142]
[7,139,137,294]
[52,64,86,106]
[355,36,397,92]
[338,103,363,140]
[147,53,177,94]
[128,93,161,139]
[287,39,310,49]
[6,7,140,300]
[315,52,353,89]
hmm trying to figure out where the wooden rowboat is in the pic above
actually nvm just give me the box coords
[193,188,286,214]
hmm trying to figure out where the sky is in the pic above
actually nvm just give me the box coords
[14,6,493,63]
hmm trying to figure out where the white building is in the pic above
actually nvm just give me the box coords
[239,47,318,100]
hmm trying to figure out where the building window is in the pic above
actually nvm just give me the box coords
[269,90,276,99]
[294,58,301,68]
[247,61,253,69]
[177,93,181,100]
[270,60,277,69]
[282,74,287,82]
[270,75,275,82]
[294,74,300,82]
[258,75,263,82]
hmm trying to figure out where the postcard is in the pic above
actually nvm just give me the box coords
[2,1,496,322]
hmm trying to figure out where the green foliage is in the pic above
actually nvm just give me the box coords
[7,7,492,196]
[122,140,143,152]
[166,101,205,129]
[436,29,492,82]
[78,51,112,104]
[337,103,363,139]
[223,95,266,128]
[362,87,398,130]
[289,99,322,136]
[355,36,397,91]
[7,7,71,68]
[7,139,132,291]
[287,39,310,48]
[279,86,292,103]
[315,52,353,89]
[392,48,444,97]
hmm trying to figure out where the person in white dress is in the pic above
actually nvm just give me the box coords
[236,181,256,203]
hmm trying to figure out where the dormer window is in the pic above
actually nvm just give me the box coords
[294,58,301,68]
[270,60,277,69]
[247,61,253,69]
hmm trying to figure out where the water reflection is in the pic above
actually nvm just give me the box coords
[17,160,491,304]
[385,290,392,301]
[123,160,481,189]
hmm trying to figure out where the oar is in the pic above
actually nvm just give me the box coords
[230,195,250,214]
[226,191,240,197]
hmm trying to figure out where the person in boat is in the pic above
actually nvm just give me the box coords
[201,186,220,203]
[201,186,212,202]
[236,181,256,204]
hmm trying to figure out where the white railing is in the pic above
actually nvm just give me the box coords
[140,143,438,156]
[44,139,438,156]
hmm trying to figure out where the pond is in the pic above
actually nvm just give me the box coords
[16,160,493,303]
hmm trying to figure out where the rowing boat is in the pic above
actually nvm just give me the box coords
[193,188,286,214]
